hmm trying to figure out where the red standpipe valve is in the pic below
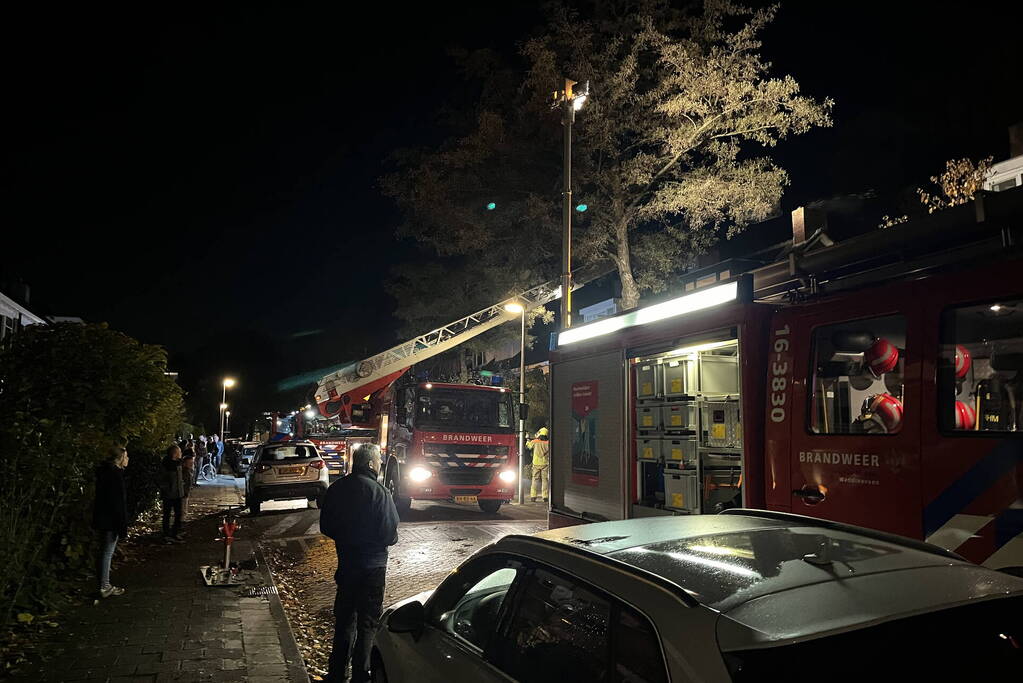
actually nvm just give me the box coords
[219,518,240,546]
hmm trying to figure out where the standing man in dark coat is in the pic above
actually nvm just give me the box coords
[194,436,207,485]
[320,444,398,683]
[159,444,186,543]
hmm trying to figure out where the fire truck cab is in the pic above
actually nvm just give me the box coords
[382,382,520,514]
[548,190,1023,570]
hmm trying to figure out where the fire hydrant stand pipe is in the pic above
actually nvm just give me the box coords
[203,516,241,586]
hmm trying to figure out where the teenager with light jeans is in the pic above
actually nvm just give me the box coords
[92,445,129,598]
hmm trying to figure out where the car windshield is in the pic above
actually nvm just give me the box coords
[414,388,513,432]
[259,445,317,461]
[725,596,1022,680]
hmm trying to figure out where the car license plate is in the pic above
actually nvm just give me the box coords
[454,495,478,505]
[279,466,304,475]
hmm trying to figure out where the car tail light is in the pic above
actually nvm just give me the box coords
[309,460,326,470]
[256,463,272,473]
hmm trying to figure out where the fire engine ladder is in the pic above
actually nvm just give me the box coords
[315,263,612,409]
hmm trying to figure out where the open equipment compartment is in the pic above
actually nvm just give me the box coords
[631,338,743,516]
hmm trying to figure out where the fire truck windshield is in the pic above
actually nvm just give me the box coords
[303,416,347,437]
[276,414,348,437]
[414,388,514,433]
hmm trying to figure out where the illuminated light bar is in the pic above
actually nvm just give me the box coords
[557,280,739,346]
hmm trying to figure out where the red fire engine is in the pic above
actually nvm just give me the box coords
[311,273,586,513]
[547,189,1023,570]
[376,381,519,513]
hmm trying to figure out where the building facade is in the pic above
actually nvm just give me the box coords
[0,289,45,345]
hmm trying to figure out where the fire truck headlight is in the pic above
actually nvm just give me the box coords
[499,470,516,483]
[409,466,432,482]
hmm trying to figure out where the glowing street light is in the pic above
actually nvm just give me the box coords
[554,78,590,330]
[220,377,236,437]
[504,302,525,314]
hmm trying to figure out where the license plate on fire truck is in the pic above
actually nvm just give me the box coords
[454,495,478,505]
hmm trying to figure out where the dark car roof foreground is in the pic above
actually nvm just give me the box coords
[498,511,1023,651]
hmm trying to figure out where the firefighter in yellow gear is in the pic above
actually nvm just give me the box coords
[527,427,550,502]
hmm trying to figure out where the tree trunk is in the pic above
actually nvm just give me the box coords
[614,223,641,310]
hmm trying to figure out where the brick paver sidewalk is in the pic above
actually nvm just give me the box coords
[14,477,307,682]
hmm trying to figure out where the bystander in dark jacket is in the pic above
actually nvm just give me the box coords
[160,445,185,543]
[93,445,129,597]
[320,443,398,683]
[180,441,195,517]
[195,438,207,485]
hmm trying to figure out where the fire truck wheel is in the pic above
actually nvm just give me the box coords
[478,500,502,514]
[385,471,412,514]
[246,496,261,514]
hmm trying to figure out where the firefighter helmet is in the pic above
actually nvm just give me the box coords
[868,393,903,433]
[536,427,549,438]
[865,338,899,378]
[954,400,976,430]
[954,344,972,380]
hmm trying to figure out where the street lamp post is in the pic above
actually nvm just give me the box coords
[558,78,588,330]
[220,378,235,438]
[504,302,527,504]
[225,410,231,435]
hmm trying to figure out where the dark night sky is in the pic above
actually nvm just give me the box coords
[4,2,1021,430]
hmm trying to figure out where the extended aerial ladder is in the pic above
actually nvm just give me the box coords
[314,264,611,420]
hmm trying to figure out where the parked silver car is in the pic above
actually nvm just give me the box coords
[373,510,1023,682]
[245,441,328,514]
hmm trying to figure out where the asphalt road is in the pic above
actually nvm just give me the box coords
[239,481,548,676]
[241,480,548,606]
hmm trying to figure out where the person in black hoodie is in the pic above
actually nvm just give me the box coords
[320,443,399,683]
[159,444,185,543]
[93,445,129,598]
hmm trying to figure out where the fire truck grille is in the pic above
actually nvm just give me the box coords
[424,444,510,469]
[438,469,495,486]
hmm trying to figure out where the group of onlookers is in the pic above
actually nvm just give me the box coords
[180,433,225,484]
[90,434,228,598]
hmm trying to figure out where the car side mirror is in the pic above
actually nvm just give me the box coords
[388,600,425,639]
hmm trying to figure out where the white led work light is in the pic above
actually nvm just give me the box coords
[557,281,739,346]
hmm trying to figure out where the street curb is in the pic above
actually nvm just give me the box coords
[256,544,310,683]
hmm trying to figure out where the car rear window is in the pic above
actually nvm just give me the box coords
[260,445,317,461]
[724,596,1022,680]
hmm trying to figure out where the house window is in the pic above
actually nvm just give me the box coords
[993,177,1019,192]
[1,315,15,341]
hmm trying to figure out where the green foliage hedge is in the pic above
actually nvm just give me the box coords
[0,323,184,623]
